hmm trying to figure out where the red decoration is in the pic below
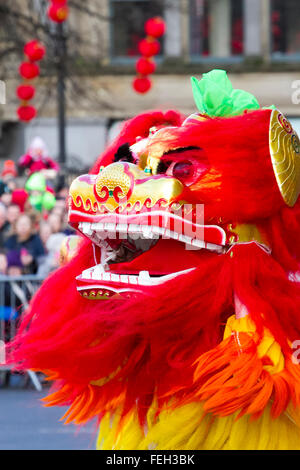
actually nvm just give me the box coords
[24,40,46,62]
[145,17,166,38]
[132,77,152,94]
[17,105,37,122]
[132,17,166,95]
[16,84,36,101]
[138,38,160,57]
[17,38,45,123]
[48,1,69,23]
[136,57,156,76]
[19,62,40,80]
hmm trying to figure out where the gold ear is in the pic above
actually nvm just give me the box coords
[269,109,300,207]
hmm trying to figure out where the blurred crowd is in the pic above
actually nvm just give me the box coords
[0,137,75,279]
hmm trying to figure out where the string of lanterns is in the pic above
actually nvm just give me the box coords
[16,1,69,123]
[17,40,46,122]
[47,0,69,23]
[133,16,166,94]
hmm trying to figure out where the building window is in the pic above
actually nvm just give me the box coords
[110,0,164,59]
[271,0,300,56]
[190,0,243,58]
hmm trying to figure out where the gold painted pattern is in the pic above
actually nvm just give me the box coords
[227,223,271,251]
[70,162,184,215]
[269,109,300,207]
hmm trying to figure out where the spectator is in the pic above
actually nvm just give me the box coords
[5,204,21,237]
[47,212,64,234]
[37,232,66,277]
[6,250,24,277]
[0,180,12,207]
[0,251,7,276]
[0,204,9,246]
[11,188,29,213]
[5,214,45,274]
[39,221,52,250]
[1,160,17,183]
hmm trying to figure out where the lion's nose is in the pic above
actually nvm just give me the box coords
[95,162,136,202]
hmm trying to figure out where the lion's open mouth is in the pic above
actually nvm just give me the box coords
[75,217,225,300]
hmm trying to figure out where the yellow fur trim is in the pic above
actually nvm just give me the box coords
[97,402,300,450]
[223,314,284,373]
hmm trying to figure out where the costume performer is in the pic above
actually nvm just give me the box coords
[10,70,300,450]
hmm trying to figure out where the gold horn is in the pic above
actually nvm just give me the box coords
[269,109,300,207]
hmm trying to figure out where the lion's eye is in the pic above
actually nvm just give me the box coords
[156,147,210,185]
[172,161,193,180]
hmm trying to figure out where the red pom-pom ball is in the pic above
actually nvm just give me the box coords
[138,38,160,57]
[145,17,166,38]
[48,2,69,23]
[136,57,156,75]
[24,40,46,62]
[17,105,37,122]
[132,77,152,94]
[16,85,36,101]
[19,62,40,80]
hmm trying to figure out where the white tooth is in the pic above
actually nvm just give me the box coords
[171,231,179,240]
[104,223,116,233]
[82,268,92,278]
[116,223,128,232]
[141,225,153,238]
[111,274,120,282]
[81,222,92,235]
[120,275,129,283]
[149,226,162,239]
[163,228,172,240]
[179,233,192,245]
[151,226,162,234]
[116,224,128,239]
[102,272,111,281]
[128,224,140,233]
[206,243,224,253]
[128,224,141,239]
[91,222,104,231]
[128,276,138,284]
[93,265,105,279]
[129,276,138,284]
[191,239,205,248]
[138,270,151,285]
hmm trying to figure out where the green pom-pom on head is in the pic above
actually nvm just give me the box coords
[191,69,260,117]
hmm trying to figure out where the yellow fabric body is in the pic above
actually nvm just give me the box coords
[95,314,300,450]
[97,402,300,450]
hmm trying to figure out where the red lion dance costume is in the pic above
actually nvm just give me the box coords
[10,70,300,450]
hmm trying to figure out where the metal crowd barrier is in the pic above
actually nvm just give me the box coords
[0,275,45,391]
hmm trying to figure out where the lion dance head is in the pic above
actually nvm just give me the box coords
[10,70,300,450]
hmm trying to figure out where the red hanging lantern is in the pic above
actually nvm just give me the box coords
[16,84,36,101]
[24,40,46,62]
[132,77,152,94]
[145,17,166,38]
[17,105,37,122]
[19,62,40,80]
[136,57,156,76]
[138,38,160,57]
[48,1,69,23]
